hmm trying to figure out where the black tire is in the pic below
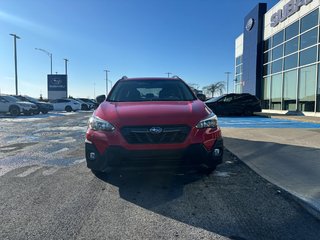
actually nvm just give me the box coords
[9,106,20,116]
[81,104,89,111]
[41,110,48,114]
[65,106,72,112]
[34,110,40,115]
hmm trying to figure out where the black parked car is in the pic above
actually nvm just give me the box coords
[205,93,261,116]
[13,95,54,114]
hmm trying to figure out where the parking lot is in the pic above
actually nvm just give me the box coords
[1,112,320,240]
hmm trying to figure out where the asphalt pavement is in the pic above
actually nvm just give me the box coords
[220,116,320,220]
[1,112,320,239]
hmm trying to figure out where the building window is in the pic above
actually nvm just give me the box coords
[263,64,271,76]
[236,56,242,65]
[236,65,241,74]
[283,70,297,110]
[317,64,320,112]
[299,46,317,66]
[300,9,319,33]
[272,44,283,60]
[300,28,318,50]
[263,51,271,64]
[271,59,283,74]
[285,21,299,40]
[264,38,271,52]
[285,37,298,55]
[271,74,282,110]
[298,64,316,112]
[284,53,298,70]
[272,30,284,47]
[262,76,271,109]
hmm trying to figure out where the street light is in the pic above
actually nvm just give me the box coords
[63,58,69,75]
[225,71,231,94]
[35,48,52,74]
[10,33,20,95]
[104,69,110,95]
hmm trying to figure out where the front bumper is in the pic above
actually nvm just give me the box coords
[85,138,223,172]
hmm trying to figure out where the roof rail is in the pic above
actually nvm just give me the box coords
[172,75,181,79]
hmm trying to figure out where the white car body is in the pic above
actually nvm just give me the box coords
[0,95,38,116]
[50,99,81,112]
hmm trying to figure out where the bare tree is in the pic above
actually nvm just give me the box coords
[203,81,225,97]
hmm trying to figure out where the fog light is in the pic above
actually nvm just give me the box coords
[213,148,221,157]
[89,152,96,160]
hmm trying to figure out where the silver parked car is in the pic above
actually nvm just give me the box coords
[0,95,38,116]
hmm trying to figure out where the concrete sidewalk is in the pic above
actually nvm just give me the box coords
[222,127,320,219]
[255,112,320,124]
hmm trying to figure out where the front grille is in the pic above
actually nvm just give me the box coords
[121,125,191,144]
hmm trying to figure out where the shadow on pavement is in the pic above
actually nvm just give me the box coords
[93,150,320,240]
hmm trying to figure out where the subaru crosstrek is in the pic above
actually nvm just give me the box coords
[85,77,223,173]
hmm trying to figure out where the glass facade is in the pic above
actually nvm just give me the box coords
[261,8,320,112]
[234,55,243,93]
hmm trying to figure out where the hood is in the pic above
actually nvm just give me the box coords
[95,100,210,127]
[17,101,36,106]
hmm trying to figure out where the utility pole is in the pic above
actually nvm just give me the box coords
[225,71,231,94]
[165,72,172,78]
[64,58,69,75]
[10,34,20,95]
[104,69,110,95]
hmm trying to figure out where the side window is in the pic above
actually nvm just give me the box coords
[0,97,7,103]
[219,95,234,103]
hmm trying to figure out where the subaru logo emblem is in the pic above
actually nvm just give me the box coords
[149,127,163,134]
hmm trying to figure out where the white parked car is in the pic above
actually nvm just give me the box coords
[0,95,38,116]
[50,99,81,112]
[75,98,91,110]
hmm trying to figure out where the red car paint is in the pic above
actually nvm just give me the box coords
[85,77,223,172]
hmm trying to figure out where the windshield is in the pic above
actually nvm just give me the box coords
[108,80,196,102]
[205,95,225,103]
[2,95,19,102]
[24,96,39,103]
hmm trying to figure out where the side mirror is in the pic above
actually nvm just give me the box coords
[96,95,106,104]
[197,94,206,101]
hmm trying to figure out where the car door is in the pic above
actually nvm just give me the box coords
[51,99,63,111]
[0,97,10,113]
[216,94,235,115]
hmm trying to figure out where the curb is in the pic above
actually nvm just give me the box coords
[226,148,320,221]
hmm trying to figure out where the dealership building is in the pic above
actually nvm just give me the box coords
[235,0,320,115]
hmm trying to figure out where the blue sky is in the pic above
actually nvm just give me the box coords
[0,0,278,99]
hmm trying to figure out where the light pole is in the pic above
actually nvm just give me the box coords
[165,72,172,78]
[104,69,110,95]
[64,58,69,75]
[225,71,231,94]
[10,34,20,95]
[35,48,52,74]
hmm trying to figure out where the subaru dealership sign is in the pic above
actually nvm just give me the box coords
[48,74,68,100]
[271,0,313,27]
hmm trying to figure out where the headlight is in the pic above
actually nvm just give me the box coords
[196,113,218,129]
[88,116,115,131]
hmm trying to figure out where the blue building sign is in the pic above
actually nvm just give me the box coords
[47,74,68,100]
[48,74,67,91]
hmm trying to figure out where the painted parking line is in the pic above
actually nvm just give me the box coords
[218,116,320,128]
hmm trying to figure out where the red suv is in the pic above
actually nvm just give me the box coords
[85,77,223,173]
